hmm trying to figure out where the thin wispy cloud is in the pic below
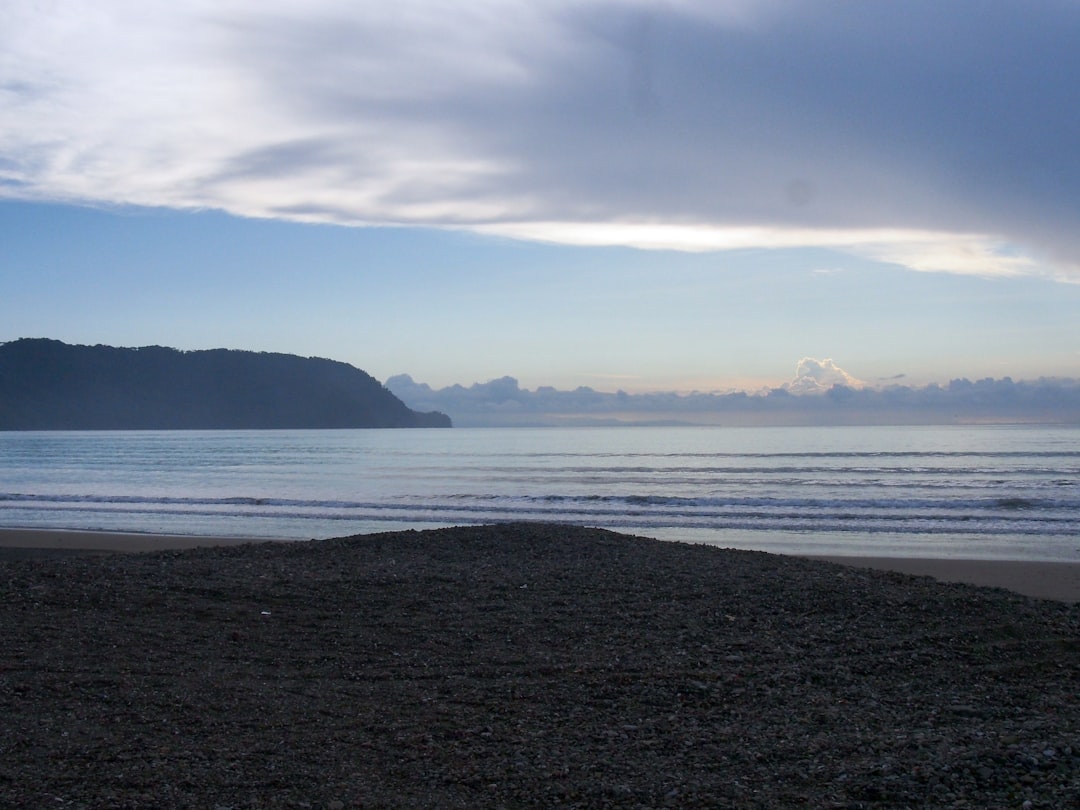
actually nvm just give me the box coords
[2,0,1078,280]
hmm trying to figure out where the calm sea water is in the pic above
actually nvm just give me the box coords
[1,425,1078,560]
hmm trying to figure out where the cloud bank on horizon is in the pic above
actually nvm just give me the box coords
[386,357,1080,427]
[3,0,1079,281]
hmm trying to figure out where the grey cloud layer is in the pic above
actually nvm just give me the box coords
[386,372,1080,428]
[2,0,1078,276]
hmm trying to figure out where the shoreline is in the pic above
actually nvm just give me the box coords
[0,527,281,554]
[808,554,1080,603]
[2,526,1079,602]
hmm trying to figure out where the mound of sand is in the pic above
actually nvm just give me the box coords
[2,524,1077,807]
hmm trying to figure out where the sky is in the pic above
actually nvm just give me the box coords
[3,0,1080,397]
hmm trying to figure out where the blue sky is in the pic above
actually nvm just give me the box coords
[3,1,1080,395]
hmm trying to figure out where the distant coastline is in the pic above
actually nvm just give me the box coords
[0,339,450,430]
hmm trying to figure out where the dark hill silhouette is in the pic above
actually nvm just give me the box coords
[0,339,451,429]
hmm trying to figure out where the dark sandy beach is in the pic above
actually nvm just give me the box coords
[2,523,1078,808]
[4,526,1079,602]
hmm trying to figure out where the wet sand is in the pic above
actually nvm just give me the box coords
[2,527,1078,602]
[0,527,278,555]
[812,555,1080,604]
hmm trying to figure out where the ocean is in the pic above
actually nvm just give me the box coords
[1,425,1078,560]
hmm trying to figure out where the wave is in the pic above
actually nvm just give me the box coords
[4,427,1078,545]
[3,490,1079,511]
[4,489,1078,537]
[497,450,1080,460]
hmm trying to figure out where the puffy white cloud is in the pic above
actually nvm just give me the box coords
[3,0,1079,280]
[786,358,864,395]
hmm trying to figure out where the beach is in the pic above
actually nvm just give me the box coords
[3,526,1080,602]
[2,523,1079,807]
[0,528,274,556]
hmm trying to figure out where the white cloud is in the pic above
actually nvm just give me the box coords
[2,0,1079,280]
[472,222,1053,279]
[786,358,863,395]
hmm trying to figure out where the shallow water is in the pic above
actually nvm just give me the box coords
[2,425,1078,560]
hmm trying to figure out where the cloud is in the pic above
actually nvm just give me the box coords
[3,1,1080,280]
[386,372,1080,428]
[786,358,864,395]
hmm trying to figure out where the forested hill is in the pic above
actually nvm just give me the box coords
[0,339,451,429]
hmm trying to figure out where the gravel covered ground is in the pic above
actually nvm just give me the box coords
[2,523,1078,808]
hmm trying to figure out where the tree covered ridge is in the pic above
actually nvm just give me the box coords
[0,339,451,430]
